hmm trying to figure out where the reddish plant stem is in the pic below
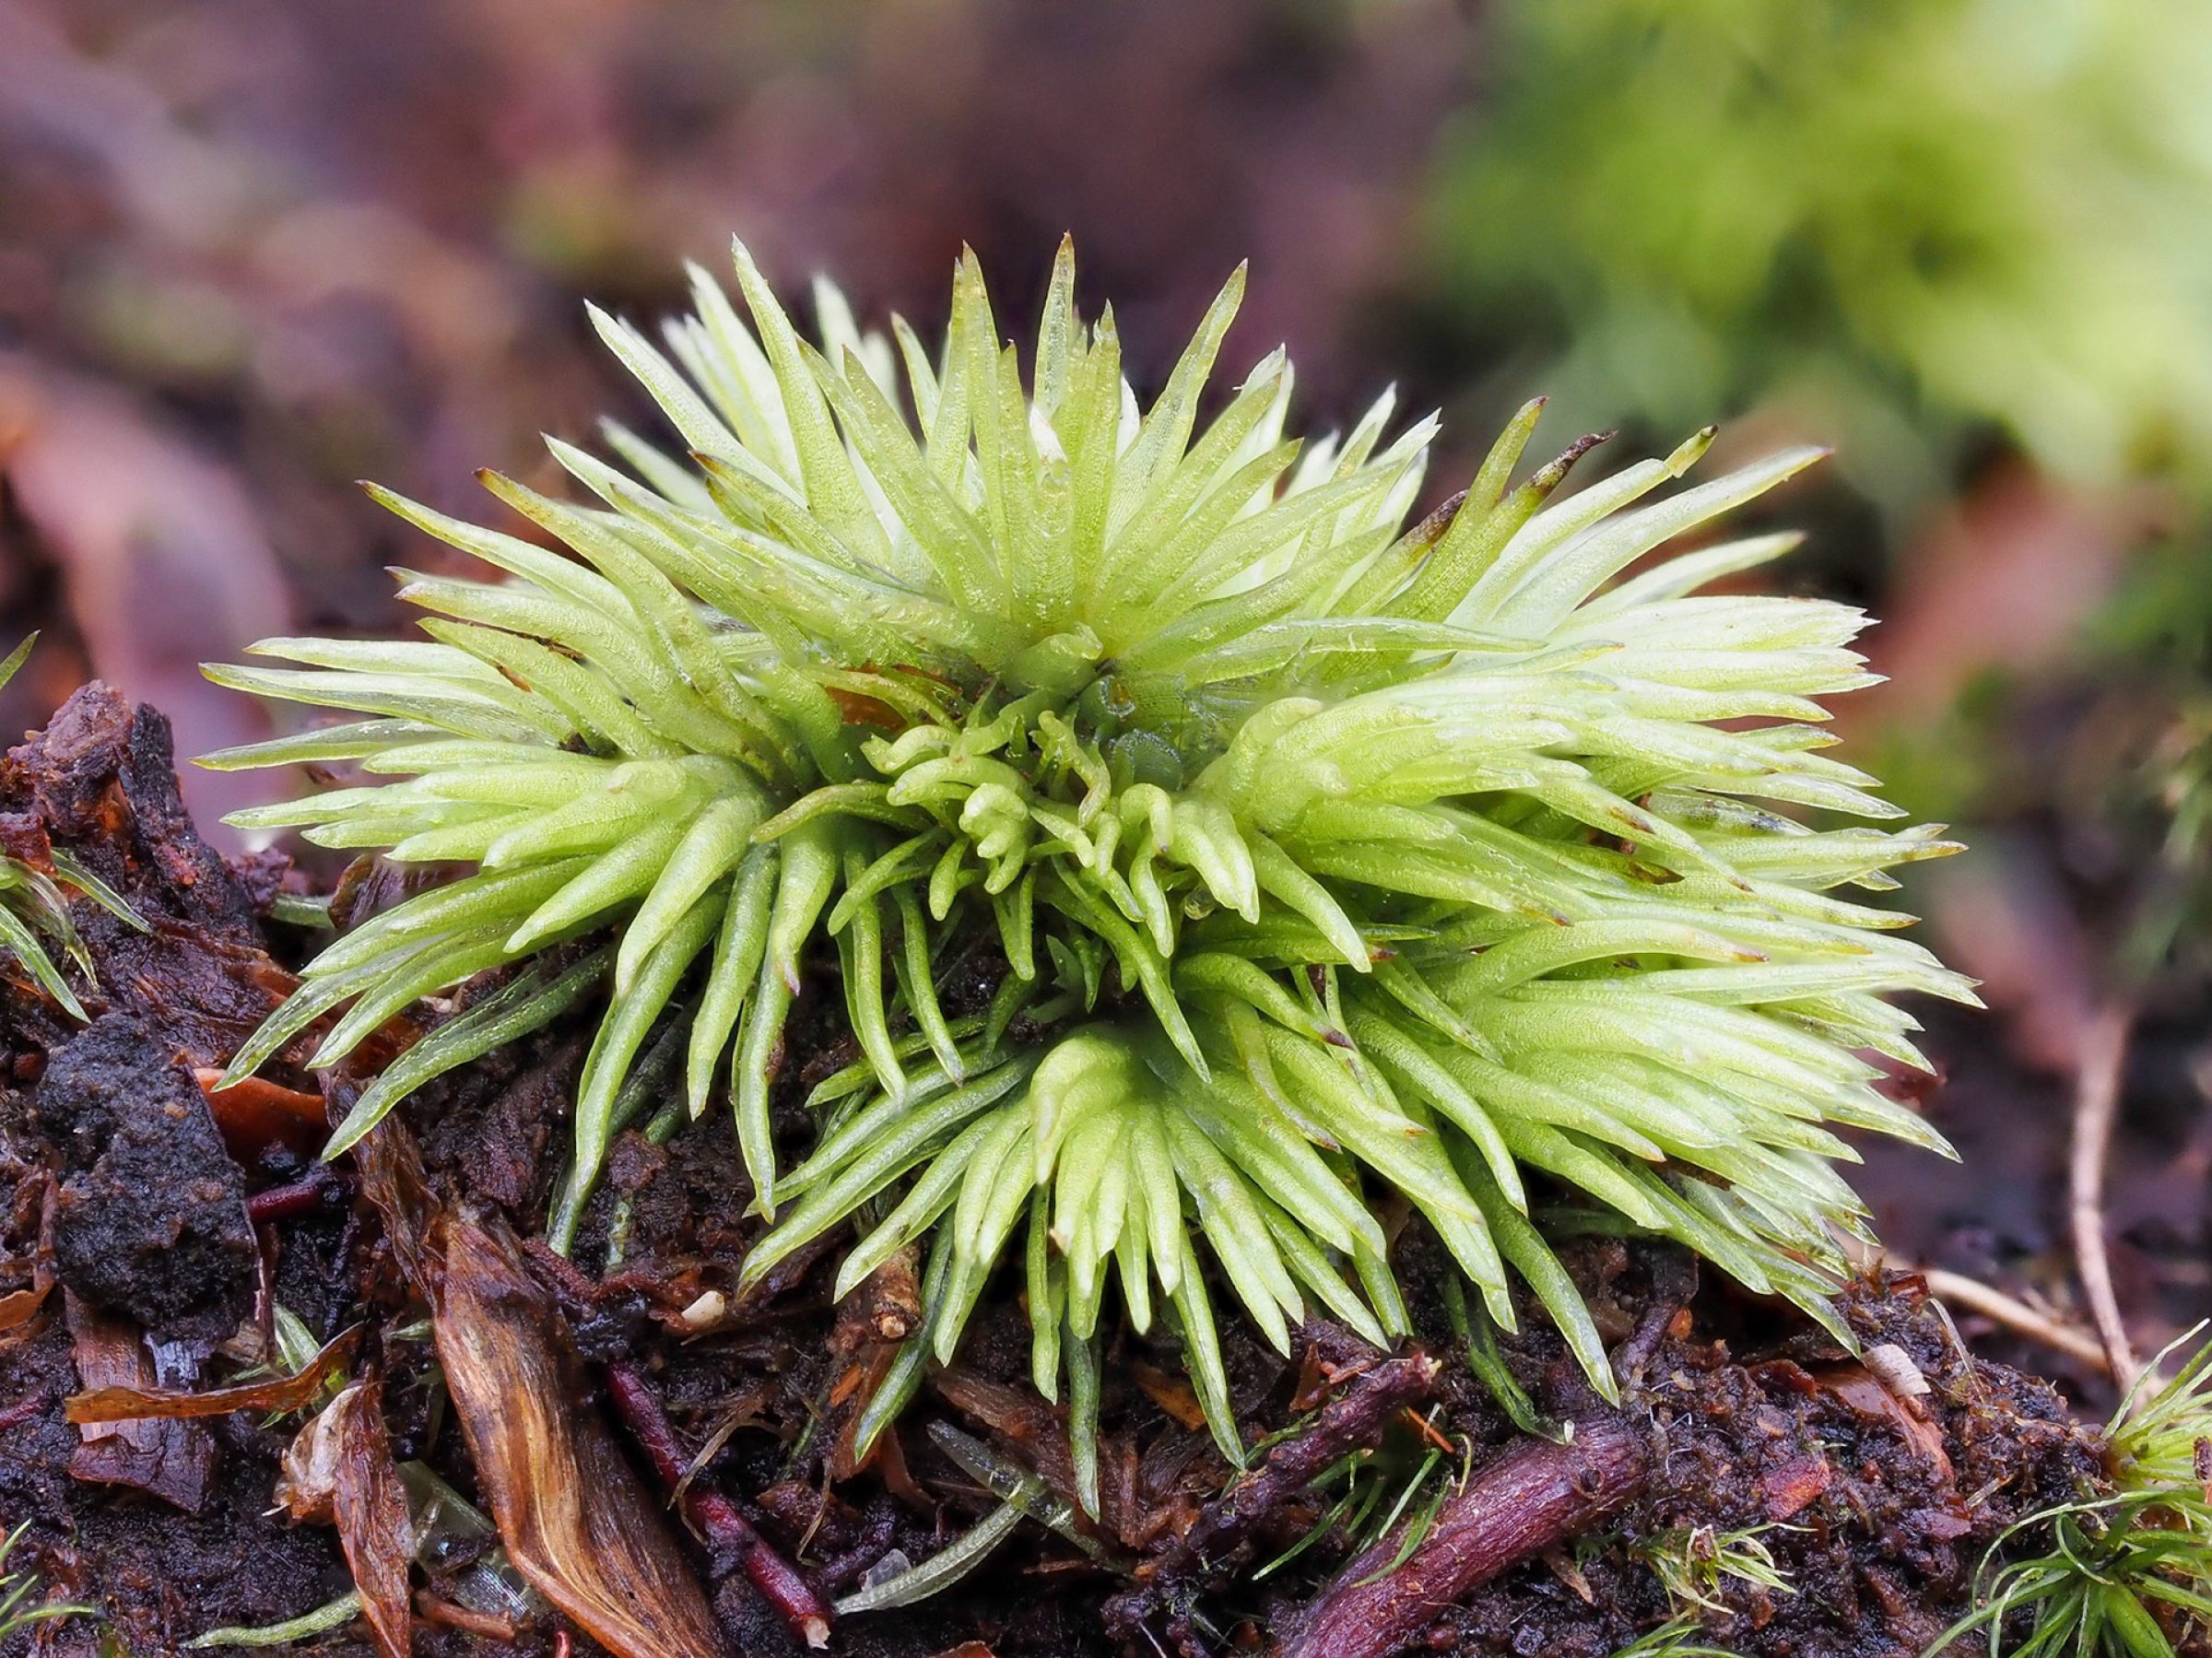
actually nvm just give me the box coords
[1108,1347,1441,1647]
[245,1168,348,1225]
[604,1358,832,1649]
[1186,1352,1435,1574]
[1281,1413,1651,1658]
[414,1590,517,1642]
[1612,1247,1698,1387]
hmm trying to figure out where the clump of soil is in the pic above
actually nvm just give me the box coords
[35,1013,257,1346]
[0,685,2121,1658]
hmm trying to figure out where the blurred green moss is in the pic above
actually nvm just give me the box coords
[1432,0,2212,519]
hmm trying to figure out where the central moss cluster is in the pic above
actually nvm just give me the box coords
[210,241,1971,1476]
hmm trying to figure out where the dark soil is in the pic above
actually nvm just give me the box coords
[1433,1281,2100,1658]
[0,688,2127,1658]
[35,1013,257,1346]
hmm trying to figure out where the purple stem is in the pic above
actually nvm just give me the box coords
[604,1358,833,1649]
[1280,1413,1650,1658]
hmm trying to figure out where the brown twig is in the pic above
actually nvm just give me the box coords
[2069,1003,2138,1384]
[414,1591,517,1642]
[1913,1266,2113,1376]
[604,1358,833,1649]
[1106,1347,1441,1646]
[1613,1246,1698,1386]
[1280,1414,1650,1658]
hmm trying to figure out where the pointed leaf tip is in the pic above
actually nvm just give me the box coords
[1531,429,1612,488]
[1665,425,1718,474]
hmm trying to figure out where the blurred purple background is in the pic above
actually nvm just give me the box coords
[0,0,1478,832]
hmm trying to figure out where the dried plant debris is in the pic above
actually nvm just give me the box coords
[0,637,143,1026]
[427,1210,727,1658]
[275,1380,414,1658]
[60,1292,218,1513]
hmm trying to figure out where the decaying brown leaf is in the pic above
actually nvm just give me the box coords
[0,1277,51,1334]
[65,1326,357,1423]
[276,1385,347,1525]
[1127,1359,1208,1431]
[1814,1362,1953,1476]
[332,1382,415,1658]
[427,1211,723,1658]
[63,1291,215,1512]
[193,1066,328,1160]
[270,1381,415,1658]
[346,1095,433,1285]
